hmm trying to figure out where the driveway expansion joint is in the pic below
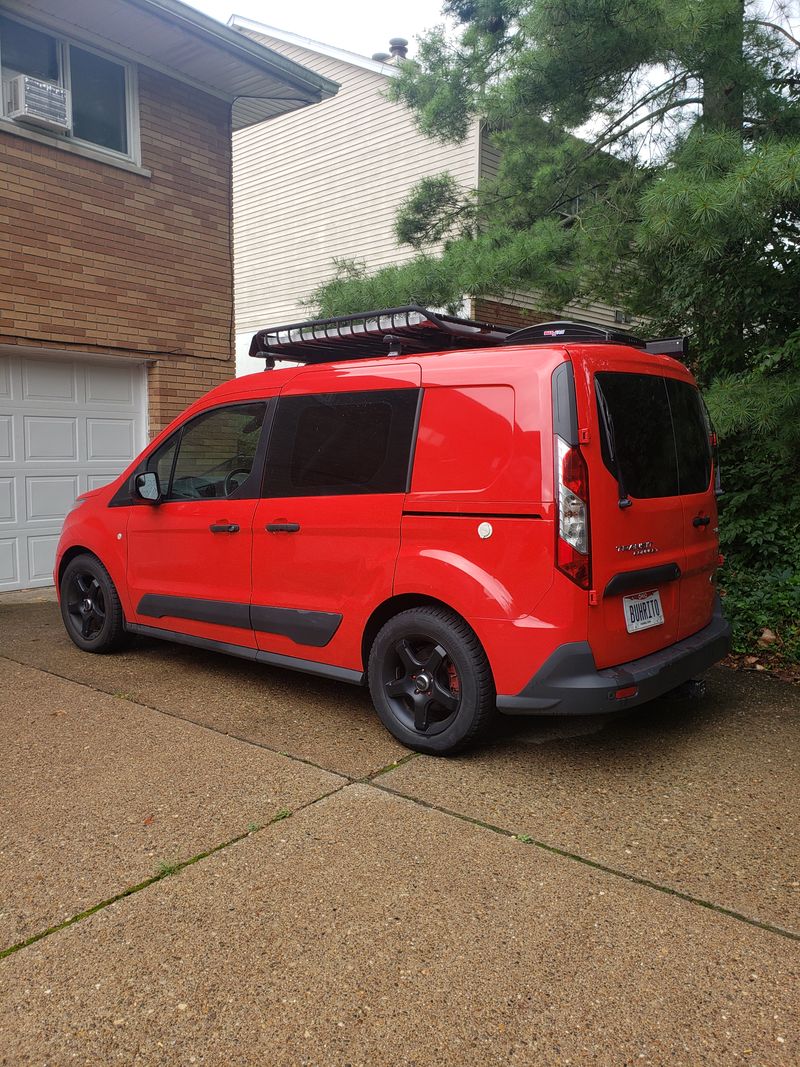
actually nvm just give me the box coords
[0,782,349,962]
[370,780,800,943]
[3,655,796,952]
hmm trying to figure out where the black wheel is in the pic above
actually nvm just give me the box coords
[368,607,496,755]
[60,553,127,653]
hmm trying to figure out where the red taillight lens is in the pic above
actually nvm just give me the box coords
[555,435,591,589]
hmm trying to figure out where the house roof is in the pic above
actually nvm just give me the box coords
[1,0,339,129]
[228,15,400,79]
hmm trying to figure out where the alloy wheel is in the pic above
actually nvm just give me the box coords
[67,572,107,641]
[381,634,462,735]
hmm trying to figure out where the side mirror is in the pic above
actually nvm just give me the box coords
[134,471,161,503]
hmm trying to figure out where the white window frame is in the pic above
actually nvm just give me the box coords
[0,10,141,167]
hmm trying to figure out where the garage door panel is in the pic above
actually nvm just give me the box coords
[86,364,135,405]
[0,416,12,460]
[26,476,80,523]
[22,359,77,402]
[24,416,79,461]
[87,418,136,462]
[87,473,119,491]
[0,355,147,590]
[27,534,61,582]
[0,538,19,586]
[0,478,14,523]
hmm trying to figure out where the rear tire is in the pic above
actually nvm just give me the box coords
[368,606,496,755]
[60,553,127,654]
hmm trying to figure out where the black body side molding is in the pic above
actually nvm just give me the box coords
[126,623,364,685]
[250,605,341,647]
[136,595,342,648]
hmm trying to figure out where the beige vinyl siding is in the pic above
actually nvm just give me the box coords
[233,31,480,333]
[479,127,503,182]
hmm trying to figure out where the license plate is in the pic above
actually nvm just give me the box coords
[623,589,664,633]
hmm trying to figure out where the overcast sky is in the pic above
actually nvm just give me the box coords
[185,0,448,59]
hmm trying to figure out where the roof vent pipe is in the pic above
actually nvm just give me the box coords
[389,37,408,59]
[372,51,391,62]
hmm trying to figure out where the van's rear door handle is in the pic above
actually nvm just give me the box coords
[266,522,300,533]
[209,523,239,533]
[693,516,711,527]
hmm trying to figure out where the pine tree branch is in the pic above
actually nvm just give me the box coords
[591,96,703,155]
[594,73,690,146]
[748,20,800,49]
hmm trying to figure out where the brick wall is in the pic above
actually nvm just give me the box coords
[474,299,551,330]
[0,65,235,433]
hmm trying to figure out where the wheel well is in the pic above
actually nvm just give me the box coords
[361,594,468,671]
[57,546,99,587]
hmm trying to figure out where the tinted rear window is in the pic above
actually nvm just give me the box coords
[595,373,711,498]
[264,389,420,497]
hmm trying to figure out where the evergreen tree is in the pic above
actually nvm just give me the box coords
[313,0,800,661]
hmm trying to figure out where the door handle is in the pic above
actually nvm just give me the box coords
[266,522,300,533]
[692,516,711,527]
[209,523,240,533]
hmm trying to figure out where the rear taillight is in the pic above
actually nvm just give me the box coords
[555,435,591,589]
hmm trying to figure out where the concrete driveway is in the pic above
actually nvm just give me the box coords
[1,596,798,1065]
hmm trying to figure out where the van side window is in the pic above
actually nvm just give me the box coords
[166,402,267,500]
[146,434,178,488]
[264,389,420,497]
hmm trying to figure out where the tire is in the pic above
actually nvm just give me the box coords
[60,553,127,654]
[368,606,496,755]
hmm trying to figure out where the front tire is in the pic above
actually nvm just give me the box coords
[60,553,127,653]
[368,607,496,755]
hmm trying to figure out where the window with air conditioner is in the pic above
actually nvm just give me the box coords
[0,13,138,163]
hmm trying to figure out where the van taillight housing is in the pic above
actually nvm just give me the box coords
[555,435,591,589]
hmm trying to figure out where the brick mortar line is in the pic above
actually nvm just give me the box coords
[370,780,800,943]
[2,656,796,944]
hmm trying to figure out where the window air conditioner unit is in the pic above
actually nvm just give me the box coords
[6,74,71,132]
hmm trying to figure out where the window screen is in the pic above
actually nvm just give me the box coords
[0,16,59,81]
[595,373,711,498]
[69,45,127,154]
[265,389,420,497]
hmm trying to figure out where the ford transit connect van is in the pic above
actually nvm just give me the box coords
[55,308,730,754]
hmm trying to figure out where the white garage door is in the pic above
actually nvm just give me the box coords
[0,354,147,590]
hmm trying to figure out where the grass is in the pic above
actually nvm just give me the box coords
[154,858,181,878]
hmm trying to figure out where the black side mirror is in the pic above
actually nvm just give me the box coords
[134,471,161,503]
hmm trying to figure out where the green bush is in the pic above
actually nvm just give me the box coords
[715,435,800,664]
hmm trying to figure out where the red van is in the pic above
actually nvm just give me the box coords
[55,308,730,754]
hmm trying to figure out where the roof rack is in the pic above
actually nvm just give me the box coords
[248,306,514,364]
[504,320,689,357]
[248,309,689,365]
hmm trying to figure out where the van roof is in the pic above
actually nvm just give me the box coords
[248,307,688,365]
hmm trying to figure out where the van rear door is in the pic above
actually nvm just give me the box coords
[667,381,719,640]
[569,350,716,670]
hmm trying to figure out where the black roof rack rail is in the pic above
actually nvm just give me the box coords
[504,320,689,357]
[249,306,514,364]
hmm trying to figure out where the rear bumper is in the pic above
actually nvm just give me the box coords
[496,595,730,716]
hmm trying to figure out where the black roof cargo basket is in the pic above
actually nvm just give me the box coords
[249,306,514,364]
[249,309,688,365]
[504,320,688,357]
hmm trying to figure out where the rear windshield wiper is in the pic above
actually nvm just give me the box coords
[595,380,632,510]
